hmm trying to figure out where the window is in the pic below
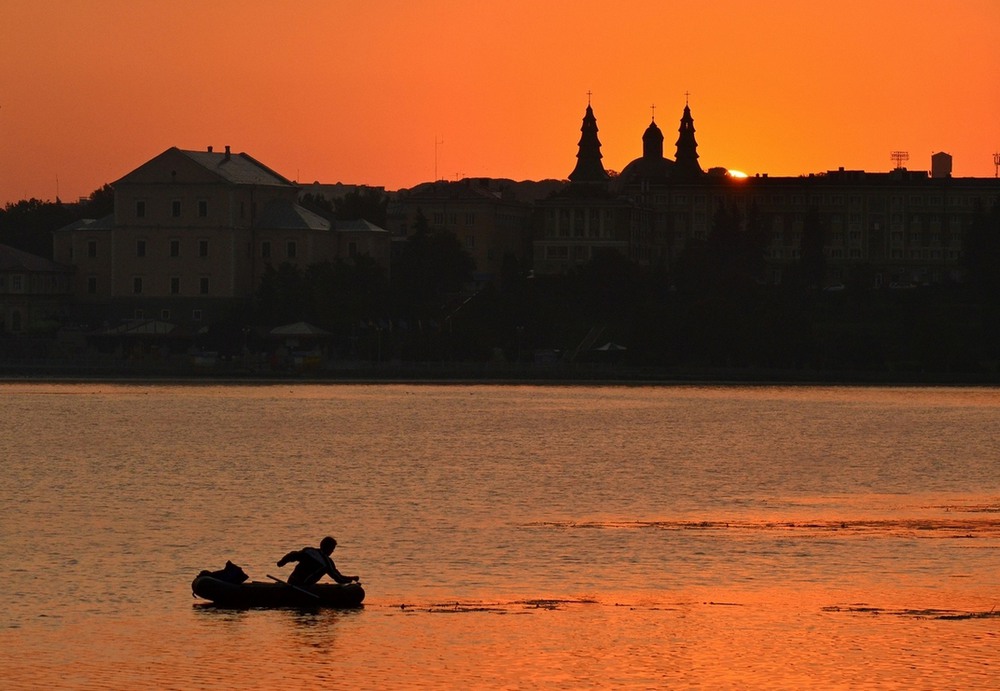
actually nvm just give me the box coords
[160,309,171,321]
[136,240,146,257]
[170,277,180,295]
[465,213,475,224]
[87,240,97,258]
[134,309,144,319]
[12,275,23,292]
[136,200,146,218]
[199,240,209,257]
[172,200,181,217]
[348,242,357,257]
[286,241,297,259]
[87,276,97,294]
[465,236,475,249]
[261,241,271,259]
[200,277,210,295]
[133,277,143,294]
[192,309,203,322]
[170,239,180,257]
[198,200,208,218]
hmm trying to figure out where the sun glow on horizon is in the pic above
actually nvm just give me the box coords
[728,170,749,179]
[1,1,998,204]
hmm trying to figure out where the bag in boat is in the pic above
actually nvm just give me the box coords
[198,560,249,584]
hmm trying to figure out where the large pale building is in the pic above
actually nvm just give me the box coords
[53,146,389,326]
[0,244,72,334]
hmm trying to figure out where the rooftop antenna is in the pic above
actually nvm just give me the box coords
[993,151,1000,178]
[890,150,909,170]
[434,136,444,181]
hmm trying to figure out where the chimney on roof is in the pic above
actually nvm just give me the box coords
[207,146,213,153]
[224,145,231,161]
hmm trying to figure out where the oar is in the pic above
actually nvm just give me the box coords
[267,573,320,600]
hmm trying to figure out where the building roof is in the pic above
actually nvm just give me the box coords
[114,147,296,188]
[0,243,72,273]
[619,155,676,186]
[335,219,389,234]
[180,148,295,186]
[255,200,331,230]
[54,214,115,233]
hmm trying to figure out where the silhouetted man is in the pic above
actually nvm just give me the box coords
[276,536,359,586]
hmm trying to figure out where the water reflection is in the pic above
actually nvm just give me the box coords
[1,383,998,689]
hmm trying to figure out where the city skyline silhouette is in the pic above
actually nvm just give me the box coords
[2,1,999,205]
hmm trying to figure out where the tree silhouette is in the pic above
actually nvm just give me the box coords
[255,263,308,326]
[964,198,1000,301]
[334,189,388,226]
[391,209,475,314]
[797,207,827,288]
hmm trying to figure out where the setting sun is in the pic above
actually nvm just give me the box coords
[1,0,998,204]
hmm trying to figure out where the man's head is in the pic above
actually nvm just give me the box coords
[320,536,337,554]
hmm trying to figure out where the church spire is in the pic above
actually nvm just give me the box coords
[568,97,610,183]
[674,101,703,178]
[642,116,664,160]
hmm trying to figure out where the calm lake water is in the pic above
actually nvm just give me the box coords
[1,383,998,689]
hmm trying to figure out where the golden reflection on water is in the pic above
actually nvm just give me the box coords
[0,383,998,689]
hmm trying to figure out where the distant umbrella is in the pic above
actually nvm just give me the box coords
[94,319,176,336]
[269,321,331,337]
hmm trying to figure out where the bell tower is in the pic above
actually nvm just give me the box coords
[674,95,703,178]
[568,93,610,183]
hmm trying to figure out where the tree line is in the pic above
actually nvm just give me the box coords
[4,188,1000,376]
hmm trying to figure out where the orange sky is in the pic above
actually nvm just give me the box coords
[2,0,998,205]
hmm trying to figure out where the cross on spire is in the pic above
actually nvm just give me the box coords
[587,90,592,105]
[684,90,691,106]
[650,103,656,120]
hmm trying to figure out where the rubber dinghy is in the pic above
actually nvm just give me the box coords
[192,574,365,608]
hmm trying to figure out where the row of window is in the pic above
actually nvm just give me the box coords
[260,240,297,259]
[1,274,69,293]
[135,199,210,219]
[85,238,336,263]
[88,238,316,260]
[432,212,477,225]
[633,193,982,209]
[135,239,211,258]
[131,308,204,322]
[86,276,211,295]
[1,275,24,291]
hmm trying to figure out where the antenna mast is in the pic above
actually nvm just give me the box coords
[435,136,444,181]
[890,151,909,170]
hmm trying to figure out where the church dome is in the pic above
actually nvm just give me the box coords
[620,118,675,185]
[642,120,664,158]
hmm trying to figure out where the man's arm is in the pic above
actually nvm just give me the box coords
[326,559,359,584]
[276,550,301,567]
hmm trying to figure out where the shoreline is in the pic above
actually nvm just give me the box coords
[2,362,998,388]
